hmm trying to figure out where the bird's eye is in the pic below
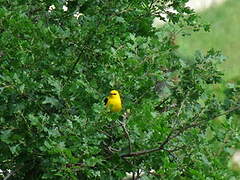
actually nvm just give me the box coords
[111,93,117,95]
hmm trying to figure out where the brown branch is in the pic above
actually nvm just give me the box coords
[121,130,173,158]
[216,105,240,118]
[121,105,240,158]
[170,122,202,140]
[121,146,161,158]
[155,96,171,112]
[66,163,85,168]
[121,126,197,158]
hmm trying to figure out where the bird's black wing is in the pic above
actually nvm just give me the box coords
[104,97,108,105]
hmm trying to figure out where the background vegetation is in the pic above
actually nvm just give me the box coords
[0,0,239,179]
[178,0,240,82]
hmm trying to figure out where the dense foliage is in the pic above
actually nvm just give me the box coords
[0,0,239,179]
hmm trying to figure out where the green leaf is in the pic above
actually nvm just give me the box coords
[205,127,215,141]
[42,96,59,107]
[9,144,21,155]
[115,16,125,23]
[85,157,102,167]
[28,114,40,126]
[0,130,12,144]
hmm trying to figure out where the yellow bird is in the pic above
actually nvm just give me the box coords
[104,90,122,112]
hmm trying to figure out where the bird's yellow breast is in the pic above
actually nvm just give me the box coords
[106,96,122,112]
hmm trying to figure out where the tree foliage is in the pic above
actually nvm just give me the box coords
[0,0,239,179]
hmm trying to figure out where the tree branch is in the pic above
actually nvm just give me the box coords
[119,120,132,153]
[121,130,173,158]
[217,105,240,117]
[121,105,240,158]
[66,163,85,168]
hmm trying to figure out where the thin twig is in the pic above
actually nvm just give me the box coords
[165,145,187,153]
[119,120,132,153]
[176,92,190,117]
[66,163,85,168]
[217,105,240,117]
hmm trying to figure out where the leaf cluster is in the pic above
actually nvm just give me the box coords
[0,0,239,179]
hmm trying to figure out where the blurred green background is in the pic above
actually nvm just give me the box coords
[177,0,240,82]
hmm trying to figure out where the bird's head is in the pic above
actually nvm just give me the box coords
[109,90,120,97]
